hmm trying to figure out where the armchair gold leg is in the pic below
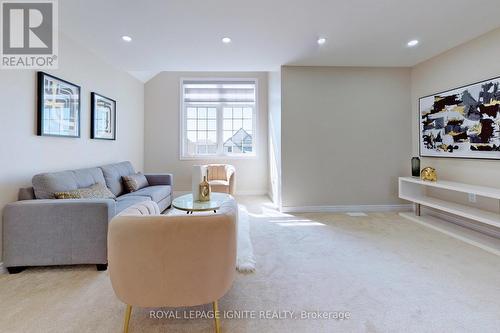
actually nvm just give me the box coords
[213,301,221,333]
[123,305,132,333]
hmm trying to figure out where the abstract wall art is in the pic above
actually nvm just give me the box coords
[91,92,116,140]
[419,76,500,159]
[37,72,81,137]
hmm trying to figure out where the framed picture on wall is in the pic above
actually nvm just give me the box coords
[91,92,116,140]
[37,72,81,137]
[419,75,500,160]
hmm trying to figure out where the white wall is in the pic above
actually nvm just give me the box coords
[144,72,269,195]
[411,27,500,188]
[268,70,282,206]
[0,34,144,261]
[281,66,411,209]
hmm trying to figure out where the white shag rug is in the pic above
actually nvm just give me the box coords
[165,205,256,273]
[236,205,256,273]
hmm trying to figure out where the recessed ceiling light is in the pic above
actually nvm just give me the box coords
[222,37,232,44]
[407,39,419,47]
[122,35,132,42]
[317,37,327,45]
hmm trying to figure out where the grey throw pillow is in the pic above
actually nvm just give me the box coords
[122,173,149,192]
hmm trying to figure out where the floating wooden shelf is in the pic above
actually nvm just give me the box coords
[400,177,500,200]
[399,177,500,256]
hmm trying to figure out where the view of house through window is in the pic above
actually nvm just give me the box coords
[181,79,257,158]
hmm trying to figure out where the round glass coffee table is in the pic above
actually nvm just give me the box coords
[172,192,232,214]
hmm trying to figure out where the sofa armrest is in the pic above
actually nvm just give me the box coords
[145,173,173,186]
[226,165,235,194]
[225,165,235,180]
[2,199,115,267]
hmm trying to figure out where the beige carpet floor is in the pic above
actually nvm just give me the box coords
[1,196,500,333]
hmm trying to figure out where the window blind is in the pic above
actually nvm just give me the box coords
[183,80,255,103]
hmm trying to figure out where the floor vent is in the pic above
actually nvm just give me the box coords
[346,212,368,217]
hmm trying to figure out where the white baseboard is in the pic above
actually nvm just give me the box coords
[281,204,412,213]
[0,262,6,274]
[234,190,268,196]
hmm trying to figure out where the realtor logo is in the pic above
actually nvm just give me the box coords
[1,0,58,68]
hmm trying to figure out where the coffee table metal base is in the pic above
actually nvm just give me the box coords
[185,210,217,214]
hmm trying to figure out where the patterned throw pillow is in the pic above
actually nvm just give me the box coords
[78,183,116,199]
[122,173,149,192]
[54,191,81,199]
[54,183,116,200]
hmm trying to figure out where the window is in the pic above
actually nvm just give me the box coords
[180,79,257,159]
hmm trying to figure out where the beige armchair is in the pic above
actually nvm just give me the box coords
[202,164,235,195]
[108,200,237,333]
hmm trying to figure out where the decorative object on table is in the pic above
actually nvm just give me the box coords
[191,165,204,201]
[172,192,229,214]
[122,173,149,192]
[419,75,500,160]
[37,72,81,137]
[420,167,437,182]
[199,176,211,202]
[411,157,420,177]
[91,92,116,140]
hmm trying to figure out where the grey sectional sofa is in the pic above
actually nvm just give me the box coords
[2,161,173,274]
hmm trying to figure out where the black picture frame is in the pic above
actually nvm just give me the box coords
[37,72,81,138]
[91,92,116,140]
[418,74,500,160]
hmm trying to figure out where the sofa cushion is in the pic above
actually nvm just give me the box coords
[116,196,151,214]
[208,180,229,186]
[100,161,135,197]
[118,201,160,216]
[119,185,172,203]
[156,195,172,212]
[122,173,149,192]
[32,167,106,199]
[208,180,230,194]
